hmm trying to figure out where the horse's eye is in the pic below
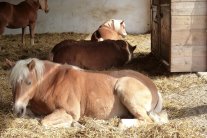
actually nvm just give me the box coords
[26,80,32,85]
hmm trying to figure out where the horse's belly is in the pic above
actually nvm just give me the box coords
[7,19,29,28]
[84,95,132,119]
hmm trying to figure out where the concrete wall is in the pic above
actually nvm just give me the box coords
[2,0,151,34]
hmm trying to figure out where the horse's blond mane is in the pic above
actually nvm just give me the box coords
[103,19,120,32]
[10,58,44,87]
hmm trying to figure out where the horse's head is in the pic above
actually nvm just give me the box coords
[112,19,127,37]
[38,0,49,13]
[128,43,136,55]
[116,40,136,63]
[9,58,44,117]
[117,40,136,54]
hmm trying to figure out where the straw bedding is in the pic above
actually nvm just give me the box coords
[0,33,206,138]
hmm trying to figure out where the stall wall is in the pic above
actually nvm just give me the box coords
[2,0,150,34]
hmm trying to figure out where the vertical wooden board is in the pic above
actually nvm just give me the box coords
[151,20,160,56]
[172,0,207,2]
[160,0,170,4]
[160,5,171,63]
[151,5,161,56]
[171,46,207,58]
[171,64,207,72]
[171,56,207,72]
[152,0,159,5]
[171,45,207,72]
[171,30,207,46]
[171,2,207,15]
[172,16,207,31]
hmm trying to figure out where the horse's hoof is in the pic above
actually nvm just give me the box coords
[71,121,85,129]
[118,119,140,130]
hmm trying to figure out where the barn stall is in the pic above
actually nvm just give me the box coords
[0,0,207,137]
[152,0,207,72]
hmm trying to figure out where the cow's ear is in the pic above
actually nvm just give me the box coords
[120,20,124,24]
[4,58,16,69]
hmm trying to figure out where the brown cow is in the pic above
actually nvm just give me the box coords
[91,19,127,41]
[50,39,136,70]
[0,0,49,45]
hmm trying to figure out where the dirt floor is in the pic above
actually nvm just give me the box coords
[0,33,206,138]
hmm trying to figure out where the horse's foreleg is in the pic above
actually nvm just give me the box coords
[29,23,35,45]
[0,25,6,51]
[21,27,26,46]
[41,109,74,128]
[0,27,4,35]
[0,21,6,35]
[115,77,153,123]
[0,25,5,41]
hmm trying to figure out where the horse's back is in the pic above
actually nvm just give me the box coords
[105,69,159,109]
[0,1,37,29]
[0,2,13,20]
[0,2,12,11]
[52,40,125,54]
[51,40,129,69]
[98,26,120,40]
[91,26,120,41]
[62,69,132,119]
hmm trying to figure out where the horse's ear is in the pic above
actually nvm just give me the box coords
[38,0,48,12]
[120,20,125,25]
[4,58,15,69]
[38,0,45,9]
[27,60,35,71]
[133,45,137,51]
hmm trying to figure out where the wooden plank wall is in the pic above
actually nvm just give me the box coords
[170,0,207,72]
[151,0,161,58]
[160,3,171,64]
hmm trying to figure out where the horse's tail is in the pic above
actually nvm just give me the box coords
[154,91,163,113]
[148,91,169,124]
[91,30,102,42]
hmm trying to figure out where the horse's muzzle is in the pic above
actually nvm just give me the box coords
[122,33,127,38]
[13,105,26,117]
[45,9,49,13]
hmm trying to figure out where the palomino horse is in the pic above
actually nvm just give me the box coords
[0,0,49,45]
[91,19,127,41]
[50,39,136,70]
[9,58,168,127]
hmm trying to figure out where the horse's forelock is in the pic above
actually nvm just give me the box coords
[10,58,44,87]
[113,20,123,32]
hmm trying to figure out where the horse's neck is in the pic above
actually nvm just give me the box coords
[102,20,115,31]
[31,62,82,113]
[24,0,40,11]
[33,62,60,101]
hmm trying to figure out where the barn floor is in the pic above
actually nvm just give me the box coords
[0,33,206,137]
